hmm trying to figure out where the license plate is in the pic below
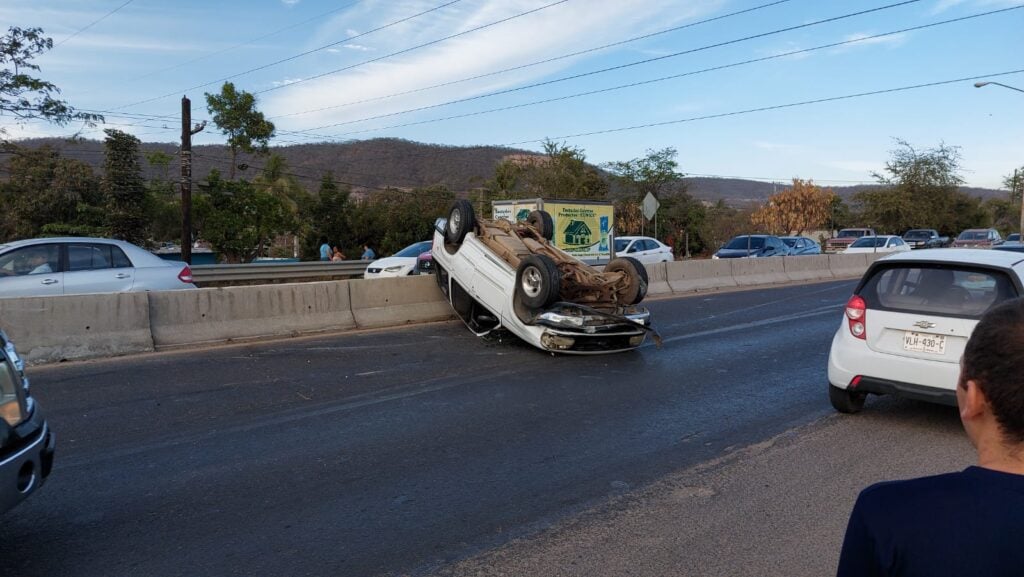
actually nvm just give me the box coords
[903,331,946,354]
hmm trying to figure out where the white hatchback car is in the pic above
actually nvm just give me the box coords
[613,236,673,264]
[0,237,196,298]
[827,249,1023,412]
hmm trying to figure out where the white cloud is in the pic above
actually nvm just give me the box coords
[931,0,1021,13]
[835,32,908,50]
[343,44,373,52]
[264,0,725,135]
[281,0,301,5]
[272,77,305,87]
[753,141,803,153]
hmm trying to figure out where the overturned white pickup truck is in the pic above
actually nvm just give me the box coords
[431,200,655,354]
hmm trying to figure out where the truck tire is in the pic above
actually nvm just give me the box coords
[606,256,648,305]
[526,210,554,241]
[445,200,476,246]
[515,254,562,310]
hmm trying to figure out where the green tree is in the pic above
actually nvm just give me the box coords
[305,172,353,259]
[205,82,275,180]
[144,150,181,243]
[0,143,103,239]
[492,140,609,200]
[194,170,291,263]
[859,139,969,234]
[102,129,148,245]
[0,27,101,138]
[603,147,685,201]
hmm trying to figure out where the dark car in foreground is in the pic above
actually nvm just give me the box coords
[713,235,790,259]
[1,329,54,515]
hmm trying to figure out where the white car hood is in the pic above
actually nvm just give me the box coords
[367,256,416,270]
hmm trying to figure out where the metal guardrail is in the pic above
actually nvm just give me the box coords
[190,261,369,284]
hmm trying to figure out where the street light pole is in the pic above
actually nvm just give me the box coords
[974,81,1024,94]
[974,81,1024,239]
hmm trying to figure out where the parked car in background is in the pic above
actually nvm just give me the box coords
[712,235,790,259]
[363,240,433,279]
[780,236,821,255]
[827,249,1023,413]
[1,328,55,514]
[842,235,911,254]
[612,236,673,264]
[1006,233,1020,242]
[824,228,876,253]
[0,238,196,298]
[901,229,950,249]
[952,228,1003,249]
[993,241,1024,254]
[432,200,652,354]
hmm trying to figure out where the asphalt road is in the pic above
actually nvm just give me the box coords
[2,279,961,577]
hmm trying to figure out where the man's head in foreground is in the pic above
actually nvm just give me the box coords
[958,297,1024,470]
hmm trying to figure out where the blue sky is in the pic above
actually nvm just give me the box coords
[2,0,1022,189]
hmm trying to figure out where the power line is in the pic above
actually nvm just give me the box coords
[287,0,923,137]
[269,0,796,120]
[111,0,464,111]
[125,1,365,83]
[53,0,135,48]
[502,69,1024,146]
[319,6,1020,139]
[252,0,573,97]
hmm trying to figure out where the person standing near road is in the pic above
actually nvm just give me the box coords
[361,244,375,260]
[836,298,1024,577]
[319,236,331,261]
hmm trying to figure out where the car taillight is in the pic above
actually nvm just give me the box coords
[178,265,193,283]
[845,295,866,340]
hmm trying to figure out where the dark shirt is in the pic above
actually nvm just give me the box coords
[837,466,1024,577]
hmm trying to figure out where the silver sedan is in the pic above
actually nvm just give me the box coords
[0,237,197,298]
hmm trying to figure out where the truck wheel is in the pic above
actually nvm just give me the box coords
[606,256,648,305]
[446,200,476,246]
[829,384,866,414]
[515,254,562,310]
[526,210,554,241]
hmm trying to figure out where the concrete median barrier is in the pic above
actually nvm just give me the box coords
[783,255,834,282]
[666,259,737,293]
[149,281,357,348]
[645,262,672,296]
[349,274,453,329]
[730,257,789,287]
[0,292,154,364]
[829,253,871,279]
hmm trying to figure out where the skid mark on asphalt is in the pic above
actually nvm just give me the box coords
[55,368,521,471]
[651,304,840,348]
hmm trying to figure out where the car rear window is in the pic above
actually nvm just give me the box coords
[859,264,1019,319]
[725,237,764,250]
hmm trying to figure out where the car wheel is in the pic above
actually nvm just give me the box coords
[526,210,554,241]
[445,200,476,245]
[606,256,648,305]
[515,254,562,310]
[829,384,866,414]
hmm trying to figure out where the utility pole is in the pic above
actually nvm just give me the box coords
[1016,168,1022,240]
[180,96,205,264]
